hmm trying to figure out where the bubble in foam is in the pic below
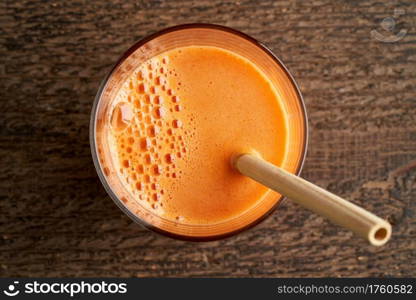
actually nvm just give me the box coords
[144,174,150,183]
[144,154,153,164]
[154,76,164,86]
[167,89,172,96]
[172,119,182,128]
[103,167,110,176]
[174,104,182,112]
[136,164,144,174]
[165,153,174,164]
[150,86,156,94]
[111,102,133,132]
[152,164,162,176]
[137,83,146,94]
[172,172,177,178]
[137,71,143,81]
[126,147,132,153]
[177,152,182,158]
[167,128,173,136]
[140,137,151,151]
[122,159,130,168]
[151,182,159,190]
[152,193,161,202]
[147,125,158,137]
[153,107,165,119]
[153,95,163,104]
[145,115,152,124]
[144,94,151,104]
[136,182,143,190]
[172,95,179,103]
[127,137,135,144]
[134,99,141,109]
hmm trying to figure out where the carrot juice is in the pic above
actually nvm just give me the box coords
[107,46,288,225]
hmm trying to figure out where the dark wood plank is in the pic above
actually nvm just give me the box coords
[0,0,415,277]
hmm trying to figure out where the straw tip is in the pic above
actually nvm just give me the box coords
[368,222,392,246]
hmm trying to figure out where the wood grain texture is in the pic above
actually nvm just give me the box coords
[0,0,415,277]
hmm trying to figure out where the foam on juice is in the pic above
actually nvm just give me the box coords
[107,46,287,225]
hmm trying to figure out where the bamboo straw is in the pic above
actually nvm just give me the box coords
[233,153,391,246]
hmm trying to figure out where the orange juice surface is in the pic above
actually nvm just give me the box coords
[108,46,287,224]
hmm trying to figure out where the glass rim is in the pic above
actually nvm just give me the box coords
[90,23,309,241]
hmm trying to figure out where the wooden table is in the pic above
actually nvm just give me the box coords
[1,0,415,277]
